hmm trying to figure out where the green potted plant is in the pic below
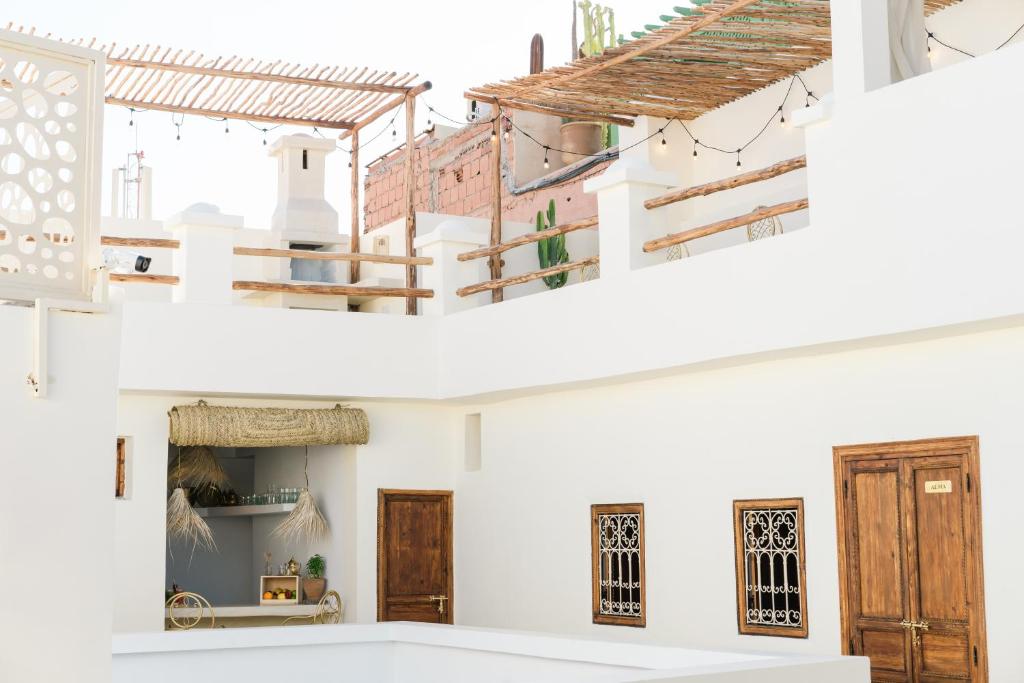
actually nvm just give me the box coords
[561,1,618,163]
[303,554,327,603]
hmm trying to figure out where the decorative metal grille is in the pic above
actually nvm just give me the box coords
[597,512,643,619]
[0,33,101,302]
[740,506,803,629]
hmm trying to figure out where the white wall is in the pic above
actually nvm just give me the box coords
[111,622,865,683]
[452,323,1024,679]
[0,305,121,683]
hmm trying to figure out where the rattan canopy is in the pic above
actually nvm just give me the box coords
[466,0,962,124]
[4,23,428,130]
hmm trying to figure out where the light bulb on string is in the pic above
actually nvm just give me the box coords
[779,106,787,129]
[543,146,550,170]
[692,139,699,158]
[660,128,667,147]
[128,108,134,127]
[736,149,742,168]
[224,119,229,134]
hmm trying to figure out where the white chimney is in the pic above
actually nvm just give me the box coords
[268,134,339,235]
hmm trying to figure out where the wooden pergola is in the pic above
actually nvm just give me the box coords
[462,0,963,301]
[4,23,431,313]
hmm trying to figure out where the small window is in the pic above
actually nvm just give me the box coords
[591,503,645,627]
[115,437,126,498]
[732,498,808,638]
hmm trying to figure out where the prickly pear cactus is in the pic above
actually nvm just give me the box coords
[536,199,569,289]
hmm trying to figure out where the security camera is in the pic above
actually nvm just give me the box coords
[102,247,151,274]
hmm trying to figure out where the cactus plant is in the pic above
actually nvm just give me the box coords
[537,199,569,289]
[577,2,620,148]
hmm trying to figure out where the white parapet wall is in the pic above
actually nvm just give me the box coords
[112,622,868,683]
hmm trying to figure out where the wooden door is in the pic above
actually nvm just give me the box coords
[834,437,987,683]
[377,489,453,624]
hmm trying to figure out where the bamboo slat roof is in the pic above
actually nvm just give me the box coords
[3,23,429,130]
[466,0,963,123]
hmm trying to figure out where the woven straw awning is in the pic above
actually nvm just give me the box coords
[3,23,429,131]
[466,0,962,124]
[169,402,369,447]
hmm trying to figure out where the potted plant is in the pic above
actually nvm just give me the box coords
[303,554,327,603]
[560,1,618,163]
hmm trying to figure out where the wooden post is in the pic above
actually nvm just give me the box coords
[349,129,360,285]
[404,93,417,315]
[489,113,503,303]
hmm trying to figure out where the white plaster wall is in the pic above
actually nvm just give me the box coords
[451,324,1024,680]
[0,305,121,683]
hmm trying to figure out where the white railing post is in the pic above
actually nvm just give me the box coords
[414,219,489,315]
[584,148,678,277]
[167,204,242,305]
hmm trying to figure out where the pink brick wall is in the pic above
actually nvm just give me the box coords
[364,125,609,232]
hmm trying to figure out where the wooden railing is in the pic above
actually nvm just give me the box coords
[642,155,808,254]
[232,247,434,303]
[456,217,598,298]
[101,235,180,285]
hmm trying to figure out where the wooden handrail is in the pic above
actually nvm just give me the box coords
[456,256,598,297]
[645,156,807,210]
[233,247,432,266]
[643,199,808,253]
[457,217,598,262]
[233,281,434,298]
[101,236,180,249]
[110,273,180,285]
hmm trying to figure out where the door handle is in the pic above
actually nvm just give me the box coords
[900,619,929,647]
[429,595,448,616]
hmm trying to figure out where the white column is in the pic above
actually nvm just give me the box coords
[167,203,242,305]
[413,219,490,316]
[584,157,679,277]
[831,0,892,99]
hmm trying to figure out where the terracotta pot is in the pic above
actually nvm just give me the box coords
[303,577,326,603]
[559,122,603,165]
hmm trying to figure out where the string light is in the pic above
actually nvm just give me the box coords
[128,108,135,127]
[778,106,787,129]
[224,119,230,134]
[543,146,550,170]
[693,139,699,158]
[172,114,183,141]
[659,128,667,146]
[735,149,741,168]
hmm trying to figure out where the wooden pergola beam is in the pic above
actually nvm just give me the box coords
[349,129,361,284]
[107,57,415,94]
[501,0,763,101]
[404,91,418,315]
[105,97,355,129]
[338,81,432,141]
[489,114,503,303]
[467,95,636,128]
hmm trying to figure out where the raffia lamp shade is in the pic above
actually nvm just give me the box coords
[169,401,369,447]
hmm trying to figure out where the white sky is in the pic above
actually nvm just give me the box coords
[5,0,682,228]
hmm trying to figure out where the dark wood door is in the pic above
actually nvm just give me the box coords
[834,437,987,683]
[377,489,453,624]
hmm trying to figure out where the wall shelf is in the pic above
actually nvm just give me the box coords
[195,503,296,518]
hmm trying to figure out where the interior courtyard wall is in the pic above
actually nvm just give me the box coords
[451,324,1024,680]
